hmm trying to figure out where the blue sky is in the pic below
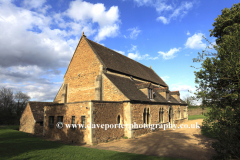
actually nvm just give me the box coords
[0,0,238,104]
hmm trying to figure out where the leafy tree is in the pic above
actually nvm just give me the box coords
[192,3,240,160]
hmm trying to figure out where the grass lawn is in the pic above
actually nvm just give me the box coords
[0,126,187,160]
[188,114,206,120]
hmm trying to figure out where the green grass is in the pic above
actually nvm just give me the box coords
[0,126,187,160]
[188,114,206,120]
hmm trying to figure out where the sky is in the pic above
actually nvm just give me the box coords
[0,0,238,104]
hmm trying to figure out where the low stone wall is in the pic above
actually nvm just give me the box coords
[188,108,208,116]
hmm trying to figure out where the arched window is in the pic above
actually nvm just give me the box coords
[143,108,146,124]
[178,107,181,119]
[159,108,164,123]
[143,108,150,124]
[117,115,120,124]
[147,108,150,124]
[117,115,121,128]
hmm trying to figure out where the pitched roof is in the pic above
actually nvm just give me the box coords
[180,99,187,105]
[167,95,180,103]
[153,91,168,103]
[170,91,180,95]
[86,38,168,87]
[104,73,171,103]
[104,73,150,101]
[28,102,58,122]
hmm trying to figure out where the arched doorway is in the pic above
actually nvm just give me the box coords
[169,106,173,124]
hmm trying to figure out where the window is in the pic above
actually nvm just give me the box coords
[81,116,85,128]
[143,108,150,124]
[49,116,54,128]
[57,116,63,123]
[148,88,153,99]
[178,108,181,119]
[117,115,121,128]
[72,116,75,124]
[159,108,164,123]
[143,108,146,124]
[147,108,150,124]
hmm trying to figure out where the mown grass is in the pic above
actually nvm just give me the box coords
[0,126,187,160]
[188,114,206,120]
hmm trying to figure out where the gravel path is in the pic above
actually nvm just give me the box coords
[86,119,216,160]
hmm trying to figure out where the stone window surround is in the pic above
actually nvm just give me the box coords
[143,108,151,125]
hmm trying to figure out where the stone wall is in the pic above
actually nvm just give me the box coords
[44,102,90,144]
[44,101,125,145]
[102,74,128,101]
[54,84,63,103]
[188,108,207,115]
[93,102,124,143]
[55,37,102,103]
[131,103,187,137]
[19,103,35,134]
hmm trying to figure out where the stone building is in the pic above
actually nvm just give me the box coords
[19,33,188,145]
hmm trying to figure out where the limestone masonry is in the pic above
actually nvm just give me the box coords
[19,33,188,145]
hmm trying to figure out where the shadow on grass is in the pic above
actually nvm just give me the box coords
[0,127,66,159]
[0,127,188,160]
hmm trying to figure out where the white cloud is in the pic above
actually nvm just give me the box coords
[22,0,46,9]
[94,24,119,41]
[161,75,170,82]
[170,83,195,92]
[128,27,141,39]
[128,51,158,60]
[126,45,158,60]
[185,33,207,49]
[133,0,173,13]
[158,48,181,60]
[0,0,121,101]
[65,0,120,42]
[132,0,194,24]
[170,2,193,19]
[156,16,169,24]
[22,0,51,14]
[156,1,194,24]
[187,30,190,35]
[128,44,137,52]
[133,0,152,6]
[114,50,125,55]
[128,52,140,59]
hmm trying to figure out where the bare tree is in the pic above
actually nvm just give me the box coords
[14,91,30,117]
[182,94,196,107]
[0,87,30,125]
[0,87,14,109]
